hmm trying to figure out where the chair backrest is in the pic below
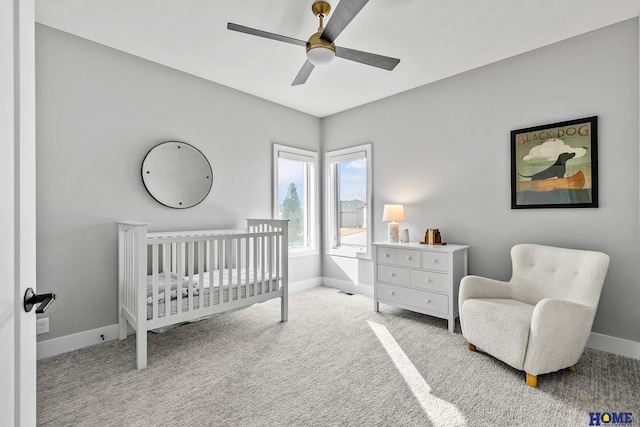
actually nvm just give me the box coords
[509,244,610,308]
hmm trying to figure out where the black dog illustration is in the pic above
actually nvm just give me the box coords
[520,152,576,180]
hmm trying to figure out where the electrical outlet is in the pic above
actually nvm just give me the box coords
[36,318,49,335]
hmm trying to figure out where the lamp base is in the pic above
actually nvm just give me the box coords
[388,222,400,242]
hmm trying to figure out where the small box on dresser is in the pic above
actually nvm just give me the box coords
[373,242,469,333]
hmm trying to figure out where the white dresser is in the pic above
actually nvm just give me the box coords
[373,242,469,333]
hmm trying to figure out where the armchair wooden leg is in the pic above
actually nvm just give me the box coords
[468,343,476,352]
[526,373,537,387]
[568,365,577,372]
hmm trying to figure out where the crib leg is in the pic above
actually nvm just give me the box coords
[136,331,148,370]
[118,311,128,340]
[281,292,288,322]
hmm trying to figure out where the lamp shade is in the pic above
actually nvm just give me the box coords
[382,204,405,222]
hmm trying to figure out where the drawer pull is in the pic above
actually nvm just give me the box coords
[406,256,412,260]
[426,278,432,283]
[389,273,395,277]
[384,254,390,258]
[432,259,438,264]
[389,291,395,296]
[425,298,431,303]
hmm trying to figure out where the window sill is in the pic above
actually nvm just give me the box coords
[327,247,371,260]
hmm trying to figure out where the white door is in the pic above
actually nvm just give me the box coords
[1,0,37,425]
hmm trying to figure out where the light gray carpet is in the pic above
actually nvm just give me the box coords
[37,286,639,426]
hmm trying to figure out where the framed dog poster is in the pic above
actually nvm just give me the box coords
[511,116,598,209]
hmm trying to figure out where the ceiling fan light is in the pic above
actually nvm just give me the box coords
[307,46,335,66]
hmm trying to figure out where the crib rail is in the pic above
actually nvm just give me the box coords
[146,229,285,324]
[117,219,288,369]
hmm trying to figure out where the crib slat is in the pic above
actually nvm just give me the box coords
[268,233,273,293]
[227,238,233,301]
[164,245,172,318]
[152,244,159,320]
[236,237,241,300]
[176,242,183,313]
[261,233,265,295]
[221,238,227,302]
[262,234,267,294]
[198,240,204,310]
[162,243,170,318]
[124,231,131,314]
[225,237,230,302]
[245,235,250,299]
[214,240,216,307]
[128,230,134,314]
[224,239,234,302]
[129,231,133,314]
[228,238,235,301]
[218,240,225,305]
[187,240,194,312]
[275,231,280,293]
[253,236,258,297]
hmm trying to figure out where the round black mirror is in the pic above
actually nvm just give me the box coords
[141,141,212,209]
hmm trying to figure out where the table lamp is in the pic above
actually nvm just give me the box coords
[382,204,405,242]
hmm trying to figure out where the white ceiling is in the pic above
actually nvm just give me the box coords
[36,0,639,118]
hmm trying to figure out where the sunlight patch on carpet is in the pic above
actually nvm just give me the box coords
[367,320,467,427]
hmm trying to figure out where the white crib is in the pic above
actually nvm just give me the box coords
[117,219,288,369]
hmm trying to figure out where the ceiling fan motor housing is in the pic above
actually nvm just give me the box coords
[307,1,335,66]
[306,31,335,65]
[307,31,336,52]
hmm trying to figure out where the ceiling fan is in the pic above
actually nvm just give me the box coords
[227,0,401,86]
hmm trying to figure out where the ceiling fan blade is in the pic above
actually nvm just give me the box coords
[335,46,400,71]
[321,0,369,43]
[227,23,306,47]
[292,60,315,86]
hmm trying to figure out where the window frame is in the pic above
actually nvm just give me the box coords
[325,143,373,259]
[272,143,319,258]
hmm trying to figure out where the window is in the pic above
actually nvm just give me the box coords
[325,143,372,259]
[273,144,318,256]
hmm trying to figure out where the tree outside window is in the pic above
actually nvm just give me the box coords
[273,144,318,256]
[281,182,304,246]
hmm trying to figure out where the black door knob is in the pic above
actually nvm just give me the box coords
[23,288,56,314]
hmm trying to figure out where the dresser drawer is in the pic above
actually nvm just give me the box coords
[422,251,449,272]
[411,270,448,293]
[377,282,449,315]
[397,249,420,268]
[377,247,397,264]
[377,265,410,286]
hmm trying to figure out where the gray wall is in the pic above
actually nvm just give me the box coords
[322,19,640,342]
[35,25,322,341]
[36,19,639,345]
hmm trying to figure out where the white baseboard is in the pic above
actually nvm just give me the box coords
[289,277,322,293]
[37,277,639,361]
[321,276,374,298]
[587,332,640,359]
[37,324,119,360]
[37,278,323,360]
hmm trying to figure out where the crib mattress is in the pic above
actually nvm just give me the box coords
[146,271,278,320]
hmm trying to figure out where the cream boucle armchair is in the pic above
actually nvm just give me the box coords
[459,244,609,387]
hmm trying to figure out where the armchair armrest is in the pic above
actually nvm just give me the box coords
[459,275,513,307]
[524,298,595,376]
